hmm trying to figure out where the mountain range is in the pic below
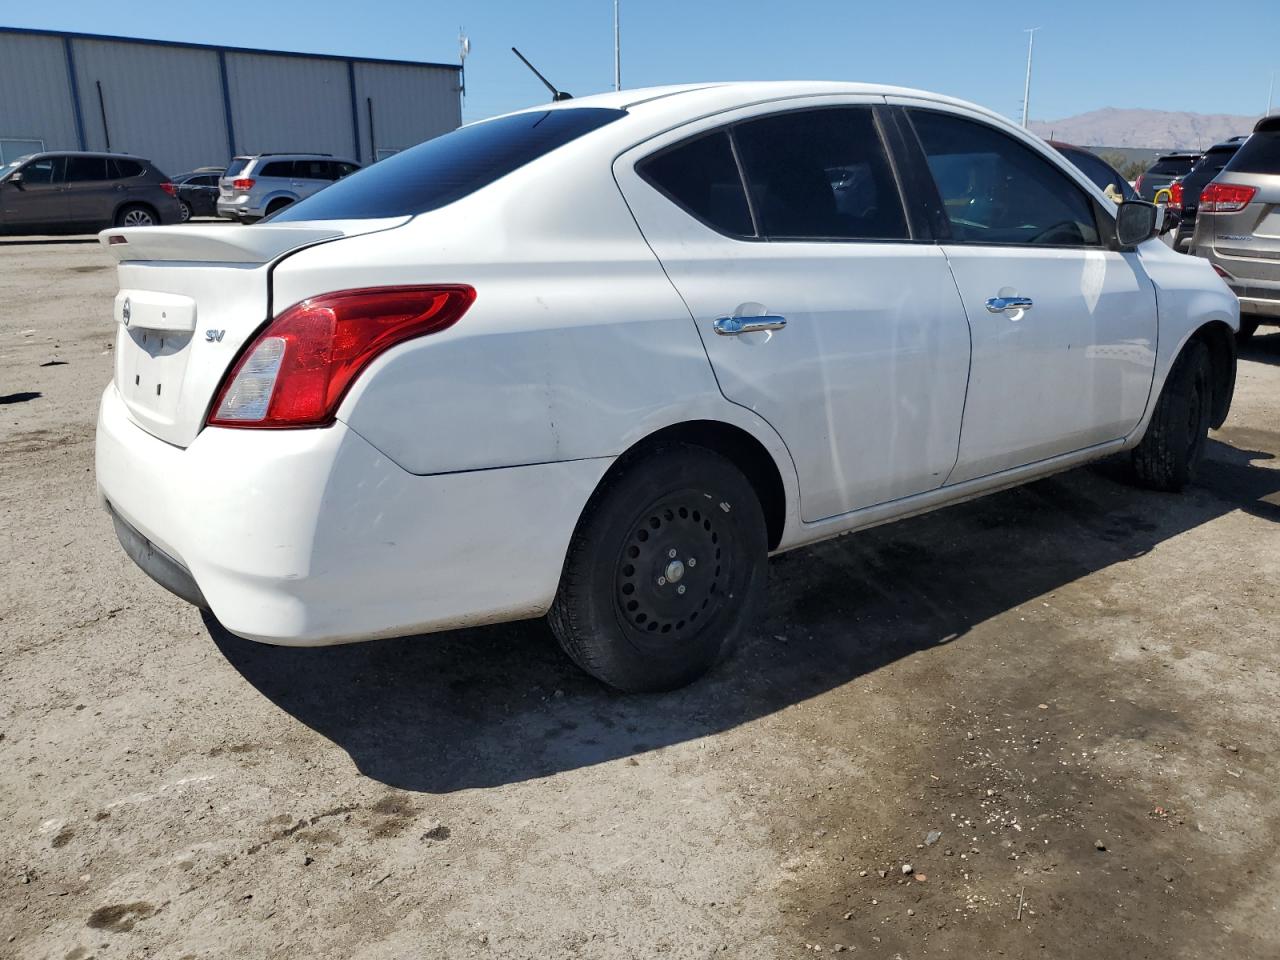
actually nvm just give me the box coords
[1029,107,1260,150]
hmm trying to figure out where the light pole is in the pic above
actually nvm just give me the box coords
[1021,27,1039,128]
[614,0,621,91]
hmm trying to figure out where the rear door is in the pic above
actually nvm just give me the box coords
[64,155,115,227]
[1,155,67,230]
[615,99,972,522]
[900,104,1158,482]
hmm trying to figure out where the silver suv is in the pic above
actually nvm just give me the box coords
[1192,115,1280,340]
[217,153,360,223]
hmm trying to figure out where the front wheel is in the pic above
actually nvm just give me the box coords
[548,443,768,692]
[1129,339,1213,492]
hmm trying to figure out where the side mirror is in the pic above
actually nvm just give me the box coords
[5,171,22,189]
[1114,200,1158,249]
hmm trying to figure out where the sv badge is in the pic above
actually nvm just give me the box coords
[205,329,226,343]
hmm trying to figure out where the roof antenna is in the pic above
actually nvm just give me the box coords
[512,47,573,101]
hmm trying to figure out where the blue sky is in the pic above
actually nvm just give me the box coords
[5,0,1278,123]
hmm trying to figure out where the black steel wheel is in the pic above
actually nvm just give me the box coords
[549,442,768,692]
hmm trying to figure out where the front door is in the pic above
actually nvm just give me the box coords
[901,106,1159,483]
[0,155,67,232]
[616,101,972,522]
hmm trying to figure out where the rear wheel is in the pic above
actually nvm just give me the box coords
[548,443,768,692]
[115,204,157,227]
[265,198,293,217]
[1129,339,1213,492]
[178,200,192,223]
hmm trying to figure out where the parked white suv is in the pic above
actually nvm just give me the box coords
[216,153,359,222]
[97,83,1238,692]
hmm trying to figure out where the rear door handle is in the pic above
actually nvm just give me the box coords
[985,296,1033,314]
[713,315,787,336]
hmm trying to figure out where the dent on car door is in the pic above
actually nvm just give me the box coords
[615,102,972,522]
[900,106,1158,483]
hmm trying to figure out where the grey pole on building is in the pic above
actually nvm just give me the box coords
[1021,27,1039,128]
[614,0,621,91]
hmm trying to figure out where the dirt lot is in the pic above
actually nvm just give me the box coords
[2,236,1279,960]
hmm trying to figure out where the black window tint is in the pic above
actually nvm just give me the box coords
[1150,157,1196,176]
[260,161,293,178]
[111,159,143,178]
[20,156,63,185]
[194,175,219,186]
[66,156,108,181]
[273,108,626,222]
[638,131,752,237]
[910,110,1099,246]
[294,160,330,180]
[1224,134,1280,174]
[734,107,908,240]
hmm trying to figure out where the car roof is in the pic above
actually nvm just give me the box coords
[25,150,147,161]
[237,153,355,162]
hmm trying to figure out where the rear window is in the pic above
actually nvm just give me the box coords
[1149,157,1196,176]
[273,108,627,222]
[224,158,251,178]
[1224,132,1280,174]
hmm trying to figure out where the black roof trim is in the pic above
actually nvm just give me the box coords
[0,25,461,71]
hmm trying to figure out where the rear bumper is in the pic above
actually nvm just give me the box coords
[95,384,611,645]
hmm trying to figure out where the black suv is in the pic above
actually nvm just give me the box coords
[1136,152,1199,201]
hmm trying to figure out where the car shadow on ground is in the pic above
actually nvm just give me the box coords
[209,433,1280,794]
[1240,327,1280,366]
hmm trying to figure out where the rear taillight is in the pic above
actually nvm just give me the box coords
[232,178,255,191]
[160,181,177,197]
[1212,264,1233,280]
[1134,174,1144,194]
[208,285,475,428]
[1168,180,1183,211]
[1199,182,1257,214]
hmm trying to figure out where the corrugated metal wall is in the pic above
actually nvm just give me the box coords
[353,62,462,161]
[0,33,80,154]
[225,52,354,159]
[0,29,460,175]
[71,38,229,174]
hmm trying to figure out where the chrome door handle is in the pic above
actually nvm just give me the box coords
[713,315,787,336]
[985,296,1034,314]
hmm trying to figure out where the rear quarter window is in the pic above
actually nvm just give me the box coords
[260,161,294,178]
[1225,133,1280,174]
[272,108,627,222]
[108,159,144,178]
[223,158,251,178]
[638,131,753,237]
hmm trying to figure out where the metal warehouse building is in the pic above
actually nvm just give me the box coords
[0,26,462,175]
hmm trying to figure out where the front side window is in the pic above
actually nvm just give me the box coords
[909,109,1100,246]
[734,107,909,241]
[19,156,64,185]
[273,107,627,222]
[638,130,753,237]
[66,156,108,182]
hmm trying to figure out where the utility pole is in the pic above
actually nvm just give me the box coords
[614,0,621,91]
[1021,27,1039,128]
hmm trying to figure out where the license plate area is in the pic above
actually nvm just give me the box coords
[116,327,194,426]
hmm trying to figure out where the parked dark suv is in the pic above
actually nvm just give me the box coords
[171,167,225,221]
[0,151,181,234]
[1167,137,1247,251]
[1135,152,1198,201]
[1192,115,1280,340]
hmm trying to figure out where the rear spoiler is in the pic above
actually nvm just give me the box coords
[98,224,346,264]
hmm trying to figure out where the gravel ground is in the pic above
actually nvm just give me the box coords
[2,237,1279,960]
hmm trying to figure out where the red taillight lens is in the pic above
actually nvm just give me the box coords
[160,181,177,197]
[1134,174,1144,193]
[1168,180,1183,211]
[232,178,255,191]
[207,285,476,429]
[1199,182,1257,214]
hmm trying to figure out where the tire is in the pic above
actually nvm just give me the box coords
[178,200,192,223]
[1238,317,1260,343]
[115,204,157,228]
[1130,339,1213,492]
[265,198,293,217]
[548,443,768,692]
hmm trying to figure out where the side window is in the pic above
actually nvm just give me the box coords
[335,162,359,178]
[638,130,753,237]
[20,156,64,185]
[66,156,108,182]
[109,159,143,178]
[194,175,219,186]
[260,161,292,178]
[909,110,1100,246]
[733,107,909,241]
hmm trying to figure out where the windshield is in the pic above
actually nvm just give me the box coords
[2,156,32,178]
[273,107,627,222]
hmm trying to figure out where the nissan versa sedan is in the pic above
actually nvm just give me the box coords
[95,82,1239,692]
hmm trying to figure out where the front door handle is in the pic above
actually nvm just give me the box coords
[985,296,1034,314]
[713,315,787,336]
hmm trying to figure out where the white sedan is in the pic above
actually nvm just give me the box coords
[95,82,1238,691]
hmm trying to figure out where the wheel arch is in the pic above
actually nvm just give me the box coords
[599,419,789,551]
[1191,319,1237,429]
[112,200,158,226]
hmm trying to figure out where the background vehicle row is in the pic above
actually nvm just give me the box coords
[0,152,181,233]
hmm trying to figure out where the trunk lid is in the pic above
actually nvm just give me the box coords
[100,219,405,447]
[1212,172,1280,283]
